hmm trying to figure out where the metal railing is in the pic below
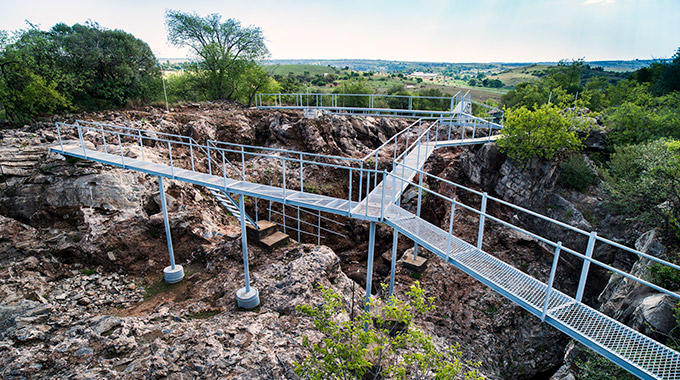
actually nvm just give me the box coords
[55,121,386,220]
[378,166,680,315]
[257,92,464,113]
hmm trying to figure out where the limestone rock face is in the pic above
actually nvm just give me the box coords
[459,143,505,192]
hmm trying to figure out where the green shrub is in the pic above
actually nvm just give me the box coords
[294,282,482,380]
[647,264,680,291]
[496,104,582,164]
[559,155,596,191]
[601,138,680,238]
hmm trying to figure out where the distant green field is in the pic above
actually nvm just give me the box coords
[487,64,549,87]
[267,64,341,76]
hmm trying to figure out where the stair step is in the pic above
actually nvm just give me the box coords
[247,220,277,240]
[259,231,289,250]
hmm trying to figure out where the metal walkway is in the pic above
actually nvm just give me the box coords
[50,112,680,379]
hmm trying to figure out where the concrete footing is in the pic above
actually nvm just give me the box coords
[402,254,428,273]
[236,287,260,309]
[163,265,184,283]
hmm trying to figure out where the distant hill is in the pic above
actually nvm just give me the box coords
[487,63,630,87]
[265,58,658,76]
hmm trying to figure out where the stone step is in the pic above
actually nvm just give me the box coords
[258,231,289,250]
[247,220,277,240]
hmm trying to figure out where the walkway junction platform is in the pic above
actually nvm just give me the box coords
[50,93,680,379]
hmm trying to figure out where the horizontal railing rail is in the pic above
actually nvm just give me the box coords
[55,121,386,219]
[381,169,680,309]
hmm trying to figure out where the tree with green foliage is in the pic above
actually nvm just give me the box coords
[295,282,483,380]
[333,79,372,108]
[165,10,269,101]
[0,21,160,120]
[604,91,680,146]
[51,22,160,110]
[496,104,582,164]
[601,138,680,240]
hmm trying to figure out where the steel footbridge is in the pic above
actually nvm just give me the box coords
[49,94,680,379]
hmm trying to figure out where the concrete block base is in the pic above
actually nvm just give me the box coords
[163,265,184,283]
[236,287,260,309]
[402,255,428,273]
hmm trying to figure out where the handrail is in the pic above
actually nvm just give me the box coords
[383,171,680,303]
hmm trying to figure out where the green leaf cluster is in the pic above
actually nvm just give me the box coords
[165,10,271,104]
[0,22,160,121]
[496,104,582,164]
[559,155,596,191]
[601,138,680,239]
[294,282,483,380]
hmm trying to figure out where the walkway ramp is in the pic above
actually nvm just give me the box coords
[57,144,359,218]
[52,119,680,379]
[383,204,680,380]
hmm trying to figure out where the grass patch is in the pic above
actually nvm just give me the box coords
[143,278,183,300]
[82,269,95,276]
[65,156,81,164]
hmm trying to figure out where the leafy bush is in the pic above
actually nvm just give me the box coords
[604,92,680,146]
[559,155,596,191]
[0,22,160,120]
[647,263,680,291]
[601,138,680,239]
[496,104,582,164]
[294,282,482,380]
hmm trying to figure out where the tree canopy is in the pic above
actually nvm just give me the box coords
[0,22,160,121]
[165,10,269,101]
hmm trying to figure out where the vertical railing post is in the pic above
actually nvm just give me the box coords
[78,124,87,157]
[137,130,143,160]
[241,146,246,179]
[380,171,386,220]
[299,153,304,192]
[348,169,353,214]
[541,242,562,322]
[358,162,364,201]
[414,170,424,259]
[282,159,287,201]
[476,192,488,250]
[207,144,212,175]
[222,150,227,189]
[167,141,174,177]
[374,152,378,188]
[297,205,301,243]
[100,125,108,154]
[189,139,194,171]
[268,181,273,222]
[576,232,597,302]
[282,202,287,234]
[446,199,456,260]
[118,134,124,166]
[317,210,321,247]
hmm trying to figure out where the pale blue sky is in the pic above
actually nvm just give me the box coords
[1,0,678,62]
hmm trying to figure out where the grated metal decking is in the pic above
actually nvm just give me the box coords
[384,204,680,379]
[57,144,359,217]
[52,120,680,379]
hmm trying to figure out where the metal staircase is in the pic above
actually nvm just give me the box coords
[50,98,680,379]
[209,188,259,229]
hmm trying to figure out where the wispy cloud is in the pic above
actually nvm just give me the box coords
[583,0,615,5]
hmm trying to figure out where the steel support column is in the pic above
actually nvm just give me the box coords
[365,221,377,312]
[389,229,398,299]
[236,193,260,309]
[158,176,184,283]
